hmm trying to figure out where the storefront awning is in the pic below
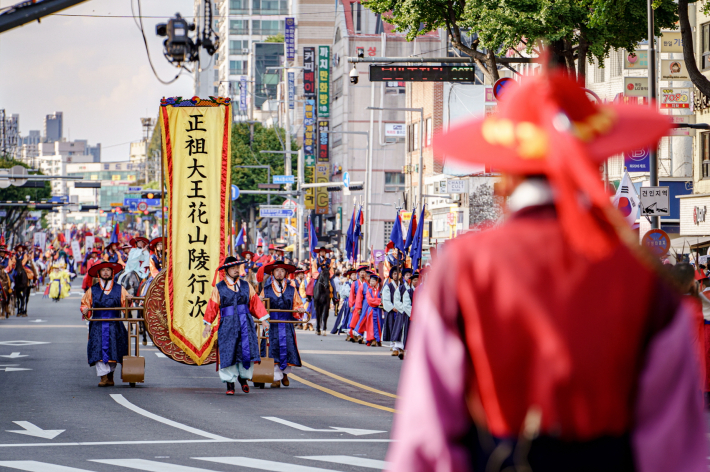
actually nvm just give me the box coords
[670,236,710,251]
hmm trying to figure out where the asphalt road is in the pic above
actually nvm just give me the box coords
[0,282,402,472]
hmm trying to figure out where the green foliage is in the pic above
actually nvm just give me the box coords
[364,0,678,74]
[143,180,160,190]
[231,122,303,219]
[265,33,285,42]
[0,155,51,241]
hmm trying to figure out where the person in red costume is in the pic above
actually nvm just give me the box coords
[81,250,102,292]
[386,67,705,472]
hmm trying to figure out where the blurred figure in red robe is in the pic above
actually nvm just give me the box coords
[386,68,705,472]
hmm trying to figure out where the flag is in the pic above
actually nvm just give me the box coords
[612,171,640,226]
[410,205,426,271]
[352,206,363,261]
[345,207,356,262]
[389,210,405,254]
[235,227,245,246]
[255,228,265,248]
[109,223,119,245]
[284,223,297,236]
[0,232,5,246]
[308,217,318,256]
[404,207,417,254]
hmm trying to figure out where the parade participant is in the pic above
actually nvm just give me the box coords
[82,250,102,292]
[202,256,270,395]
[105,243,119,263]
[80,261,131,387]
[381,267,400,351]
[387,71,705,470]
[127,236,150,279]
[240,251,255,276]
[66,253,76,281]
[392,268,413,358]
[360,273,383,347]
[46,263,71,302]
[260,262,306,388]
[331,269,355,334]
[148,237,164,279]
[346,265,370,342]
[253,242,266,263]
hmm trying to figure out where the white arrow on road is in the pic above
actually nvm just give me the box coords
[0,352,27,358]
[6,421,64,439]
[0,341,49,346]
[0,364,31,372]
[28,319,46,323]
[262,416,386,436]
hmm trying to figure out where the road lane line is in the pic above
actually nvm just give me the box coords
[301,361,397,398]
[299,350,390,356]
[110,394,229,440]
[0,326,87,329]
[154,352,167,358]
[91,459,219,471]
[0,461,96,471]
[288,375,396,413]
[195,457,343,472]
[298,456,387,469]
[0,439,393,449]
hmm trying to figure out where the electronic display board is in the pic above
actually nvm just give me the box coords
[369,65,477,82]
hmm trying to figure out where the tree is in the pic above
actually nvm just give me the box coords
[679,0,710,98]
[468,182,502,230]
[231,122,303,220]
[265,33,285,42]
[0,156,51,243]
[364,0,678,83]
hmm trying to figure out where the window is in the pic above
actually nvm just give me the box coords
[334,27,342,43]
[332,124,342,147]
[230,60,247,75]
[383,221,394,246]
[385,172,405,192]
[333,76,343,99]
[594,58,604,83]
[425,117,433,147]
[230,0,248,14]
[252,0,287,14]
[610,50,622,78]
[703,23,710,71]
[230,20,249,34]
[351,2,362,33]
[413,122,420,150]
[230,40,247,55]
[252,20,284,35]
[702,132,710,179]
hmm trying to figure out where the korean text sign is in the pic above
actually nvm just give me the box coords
[318,46,330,117]
[303,47,316,98]
[159,97,232,365]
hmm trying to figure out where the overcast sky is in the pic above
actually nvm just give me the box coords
[0,0,196,161]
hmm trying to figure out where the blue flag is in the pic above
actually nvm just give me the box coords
[345,207,356,262]
[235,227,245,247]
[389,211,405,253]
[308,217,318,257]
[352,206,362,261]
[410,205,426,271]
[404,207,417,254]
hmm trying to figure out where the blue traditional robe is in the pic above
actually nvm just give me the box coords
[87,282,128,366]
[381,281,398,342]
[261,282,301,371]
[215,279,261,371]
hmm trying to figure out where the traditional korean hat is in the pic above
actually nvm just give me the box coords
[121,243,132,250]
[268,243,276,250]
[388,266,400,278]
[90,249,102,256]
[344,269,357,276]
[356,264,370,272]
[317,246,332,254]
[401,267,413,277]
[386,241,395,251]
[435,66,671,259]
[88,261,122,277]
[241,251,254,258]
[218,256,245,271]
[14,244,26,252]
[264,262,297,275]
[369,273,381,282]
[130,236,150,247]
[149,237,164,250]
[411,270,420,280]
[695,271,709,282]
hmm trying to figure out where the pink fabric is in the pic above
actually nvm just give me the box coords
[387,288,707,472]
[632,304,706,472]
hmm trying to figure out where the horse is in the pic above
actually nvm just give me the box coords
[13,264,30,317]
[116,269,147,345]
[0,270,11,319]
[312,268,332,335]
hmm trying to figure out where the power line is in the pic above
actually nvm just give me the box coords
[130,0,183,85]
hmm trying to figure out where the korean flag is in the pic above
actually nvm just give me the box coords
[612,171,640,226]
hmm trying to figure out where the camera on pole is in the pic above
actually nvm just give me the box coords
[156,5,219,67]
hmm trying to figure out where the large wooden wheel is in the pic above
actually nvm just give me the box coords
[143,271,217,365]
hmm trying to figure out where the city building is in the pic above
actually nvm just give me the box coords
[44,111,63,143]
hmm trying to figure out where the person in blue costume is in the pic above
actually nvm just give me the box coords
[391,267,413,358]
[202,256,270,395]
[80,261,132,387]
[260,262,306,388]
[381,266,401,350]
[331,269,356,334]
[105,243,119,263]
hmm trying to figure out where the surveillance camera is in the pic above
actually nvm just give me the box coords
[349,66,359,85]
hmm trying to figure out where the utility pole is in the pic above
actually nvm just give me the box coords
[284,68,292,190]
[648,0,659,230]
[297,148,304,262]
[249,46,256,143]
[140,118,155,184]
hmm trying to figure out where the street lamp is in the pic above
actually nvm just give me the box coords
[366,106,424,212]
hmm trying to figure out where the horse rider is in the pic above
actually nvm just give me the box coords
[148,237,164,279]
[260,262,306,388]
[80,261,132,387]
[128,236,151,280]
[202,256,270,395]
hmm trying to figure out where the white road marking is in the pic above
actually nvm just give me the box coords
[154,352,167,358]
[90,459,220,472]
[0,364,31,372]
[110,394,229,440]
[28,320,46,323]
[262,417,385,436]
[0,438,392,449]
[195,457,343,472]
[298,456,387,470]
[0,461,95,472]
[0,341,49,346]
[0,352,27,358]
[7,421,65,439]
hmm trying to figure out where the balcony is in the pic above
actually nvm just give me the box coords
[229,69,247,76]
[253,8,288,15]
[230,8,249,14]
[229,28,249,35]
[252,28,281,35]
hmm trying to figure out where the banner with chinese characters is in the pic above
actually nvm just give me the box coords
[159,96,232,365]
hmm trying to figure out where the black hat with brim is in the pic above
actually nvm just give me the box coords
[219,256,245,271]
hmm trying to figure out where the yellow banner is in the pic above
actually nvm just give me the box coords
[160,97,232,365]
[316,163,329,215]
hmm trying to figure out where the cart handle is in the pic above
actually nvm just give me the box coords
[86,307,144,311]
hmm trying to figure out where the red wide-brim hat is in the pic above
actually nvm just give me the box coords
[88,261,123,278]
[435,71,671,259]
[264,262,297,275]
[130,237,150,247]
[241,251,254,258]
[149,237,164,249]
